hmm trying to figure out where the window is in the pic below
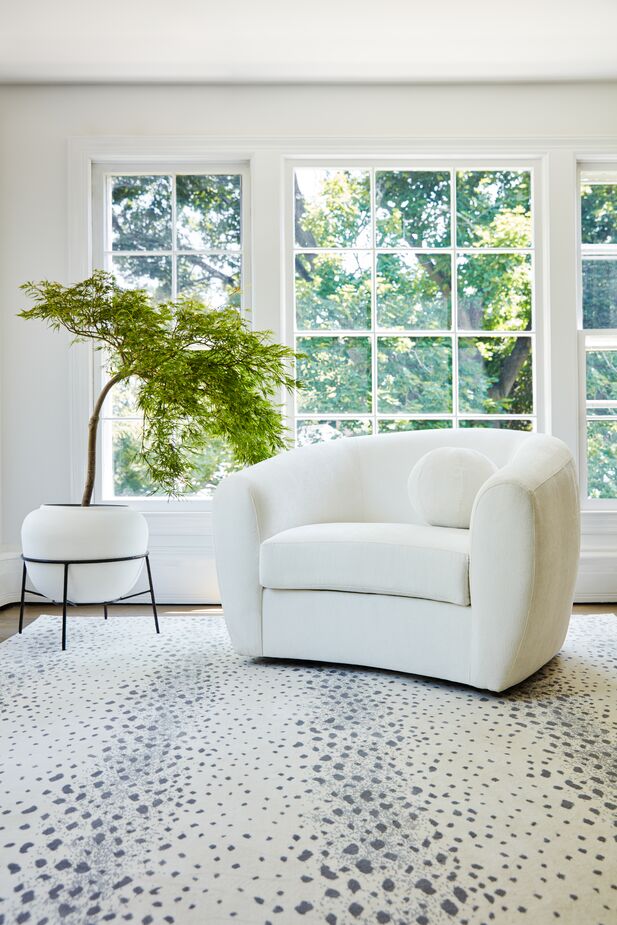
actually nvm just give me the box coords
[291,164,536,445]
[94,166,248,502]
[580,168,617,501]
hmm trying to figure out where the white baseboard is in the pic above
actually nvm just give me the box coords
[0,551,22,608]
[574,550,617,603]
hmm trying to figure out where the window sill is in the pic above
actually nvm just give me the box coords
[581,509,617,534]
[98,498,214,512]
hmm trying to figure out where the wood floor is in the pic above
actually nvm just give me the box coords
[0,602,613,645]
[0,602,223,644]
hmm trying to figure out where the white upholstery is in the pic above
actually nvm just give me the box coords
[260,522,470,606]
[262,590,471,685]
[408,446,497,528]
[214,430,580,692]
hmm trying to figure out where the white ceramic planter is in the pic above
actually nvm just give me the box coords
[21,505,149,604]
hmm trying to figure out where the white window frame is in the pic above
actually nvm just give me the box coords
[577,161,617,510]
[90,159,252,511]
[284,156,546,437]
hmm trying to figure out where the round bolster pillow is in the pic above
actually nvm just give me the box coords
[407,446,498,529]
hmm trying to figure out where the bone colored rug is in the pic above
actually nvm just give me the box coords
[0,614,615,925]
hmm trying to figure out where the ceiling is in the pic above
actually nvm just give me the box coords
[1,0,616,84]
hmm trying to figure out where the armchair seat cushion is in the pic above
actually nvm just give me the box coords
[260,522,470,606]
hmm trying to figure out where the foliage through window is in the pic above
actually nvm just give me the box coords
[293,166,535,445]
[100,171,245,499]
[581,169,617,500]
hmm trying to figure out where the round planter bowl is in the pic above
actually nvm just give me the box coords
[21,505,149,604]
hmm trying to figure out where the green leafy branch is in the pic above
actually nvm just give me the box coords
[20,270,300,505]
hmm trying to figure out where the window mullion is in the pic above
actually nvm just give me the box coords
[371,166,378,435]
[171,174,178,300]
[451,169,459,428]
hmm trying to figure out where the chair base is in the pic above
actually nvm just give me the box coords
[261,588,473,687]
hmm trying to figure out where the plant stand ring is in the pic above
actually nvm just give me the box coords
[18,553,160,650]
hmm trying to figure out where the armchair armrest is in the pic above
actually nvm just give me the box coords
[213,441,360,655]
[469,436,580,691]
[213,474,263,655]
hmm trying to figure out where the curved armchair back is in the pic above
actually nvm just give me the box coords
[217,428,561,542]
[241,429,532,536]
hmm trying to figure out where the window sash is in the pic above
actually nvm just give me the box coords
[92,162,251,508]
[579,330,617,504]
[289,161,538,439]
[578,162,617,507]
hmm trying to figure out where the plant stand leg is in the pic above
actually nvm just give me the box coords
[62,563,69,651]
[18,562,27,634]
[103,604,108,621]
[145,555,160,635]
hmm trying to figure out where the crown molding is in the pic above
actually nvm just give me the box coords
[68,134,617,164]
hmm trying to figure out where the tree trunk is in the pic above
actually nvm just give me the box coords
[488,337,531,402]
[414,253,452,298]
[81,373,124,506]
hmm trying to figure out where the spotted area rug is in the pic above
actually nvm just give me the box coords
[0,614,615,925]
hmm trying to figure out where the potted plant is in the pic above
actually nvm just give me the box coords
[19,270,297,605]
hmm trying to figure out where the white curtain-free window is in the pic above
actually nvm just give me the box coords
[289,162,538,445]
[92,163,250,506]
[578,167,617,504]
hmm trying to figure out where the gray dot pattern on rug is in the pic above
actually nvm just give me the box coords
[0,613,615,925]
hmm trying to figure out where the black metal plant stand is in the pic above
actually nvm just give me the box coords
[18,553,160,650]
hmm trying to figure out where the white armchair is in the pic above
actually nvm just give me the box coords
[213,430,580,692]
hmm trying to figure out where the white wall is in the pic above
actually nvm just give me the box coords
[1,82,617,598]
